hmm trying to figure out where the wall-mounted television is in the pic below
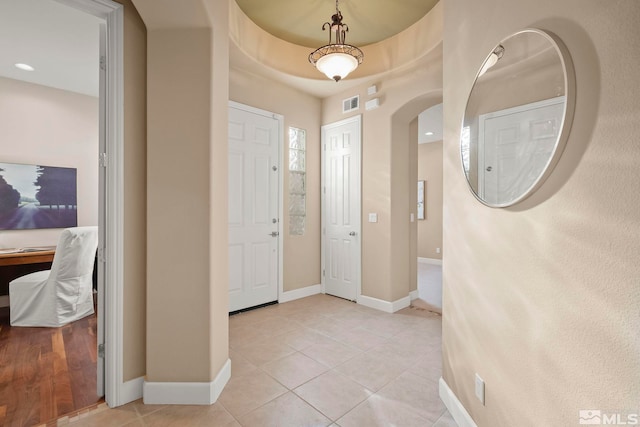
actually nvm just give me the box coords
[0,162,77,230]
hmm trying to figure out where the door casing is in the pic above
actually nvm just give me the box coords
[56,0,126,407]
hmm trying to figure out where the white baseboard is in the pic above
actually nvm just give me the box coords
[358,294,411,313]
[279,284,322,303]
[120,376,144,405]
[143,358,231,405]
[391,295,411,312]
[0,295,8,308]
[439,377,477,427]
[409,290,419,301]
[418,257,443,266]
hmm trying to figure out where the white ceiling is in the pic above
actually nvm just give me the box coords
[418,103,443,144]
[0,0,442,143]
[0,0,101,97]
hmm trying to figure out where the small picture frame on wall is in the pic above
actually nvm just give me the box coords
[417,180,426,220]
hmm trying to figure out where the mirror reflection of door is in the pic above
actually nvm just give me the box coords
[460,29,574,207]
[478,96,565,205]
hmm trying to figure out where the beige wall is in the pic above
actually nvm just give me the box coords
[417,140,443,260]
[145,27,214,382]
[116,0,147,382]
[134,0,229,383]
[207,0,231,379]
[0,77,98,249]
[229,68,322,292]
[443,1,640,425]
[322,41,443,303]
[389,102,413,300]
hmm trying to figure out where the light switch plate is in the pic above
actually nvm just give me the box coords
[368,213,378,223]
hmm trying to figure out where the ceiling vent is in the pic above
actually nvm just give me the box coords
[342,95,360,113]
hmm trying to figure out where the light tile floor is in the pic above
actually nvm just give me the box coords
[60,294,456,427]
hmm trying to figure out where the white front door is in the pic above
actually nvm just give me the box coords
[479,97,565,205]
[228,102,281,312]
[322,115,361,301]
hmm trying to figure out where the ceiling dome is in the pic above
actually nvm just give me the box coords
[229,0,443,97]
[234,0,439,47]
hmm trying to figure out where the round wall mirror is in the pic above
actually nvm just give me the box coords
[460,29,575,207]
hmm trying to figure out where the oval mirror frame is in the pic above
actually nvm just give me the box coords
[460,28,575,208]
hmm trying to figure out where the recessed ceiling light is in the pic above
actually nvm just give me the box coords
[425,131,434,136]
[15,63,35,71]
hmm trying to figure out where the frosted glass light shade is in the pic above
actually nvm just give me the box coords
[316,52,359,81]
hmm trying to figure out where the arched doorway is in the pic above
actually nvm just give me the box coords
[390,92,443,313]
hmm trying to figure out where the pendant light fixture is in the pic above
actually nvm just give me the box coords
[309,0,364,82]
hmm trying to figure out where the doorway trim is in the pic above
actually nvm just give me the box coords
[228,101,284,308]
[56,0,126,407]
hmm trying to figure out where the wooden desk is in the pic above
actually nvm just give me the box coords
[0,247,56,296]
[0,248,56,266]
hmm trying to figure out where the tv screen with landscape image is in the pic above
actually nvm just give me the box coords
[0,162,77,230]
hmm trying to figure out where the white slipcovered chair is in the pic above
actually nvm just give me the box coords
[9,226,98,327]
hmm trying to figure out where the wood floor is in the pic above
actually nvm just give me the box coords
[0,308,101,426]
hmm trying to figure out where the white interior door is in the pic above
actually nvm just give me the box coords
[228,103,281,312]
[479,97,565,205]
[322,115,361,301]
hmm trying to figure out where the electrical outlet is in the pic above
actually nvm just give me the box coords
[475,373,485,405]
[436,247,441,254]
[368,213,378,223]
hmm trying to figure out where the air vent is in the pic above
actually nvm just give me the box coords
[342,95,360,113]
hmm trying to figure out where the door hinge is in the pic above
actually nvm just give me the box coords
[99,153,107,167]
[98,343,105,358]
[323,269,325,277]
[99,55,106,71]
[98,247,106,263]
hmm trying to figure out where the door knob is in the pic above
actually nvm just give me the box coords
[349,231,357,236]
[269,231,279,237]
